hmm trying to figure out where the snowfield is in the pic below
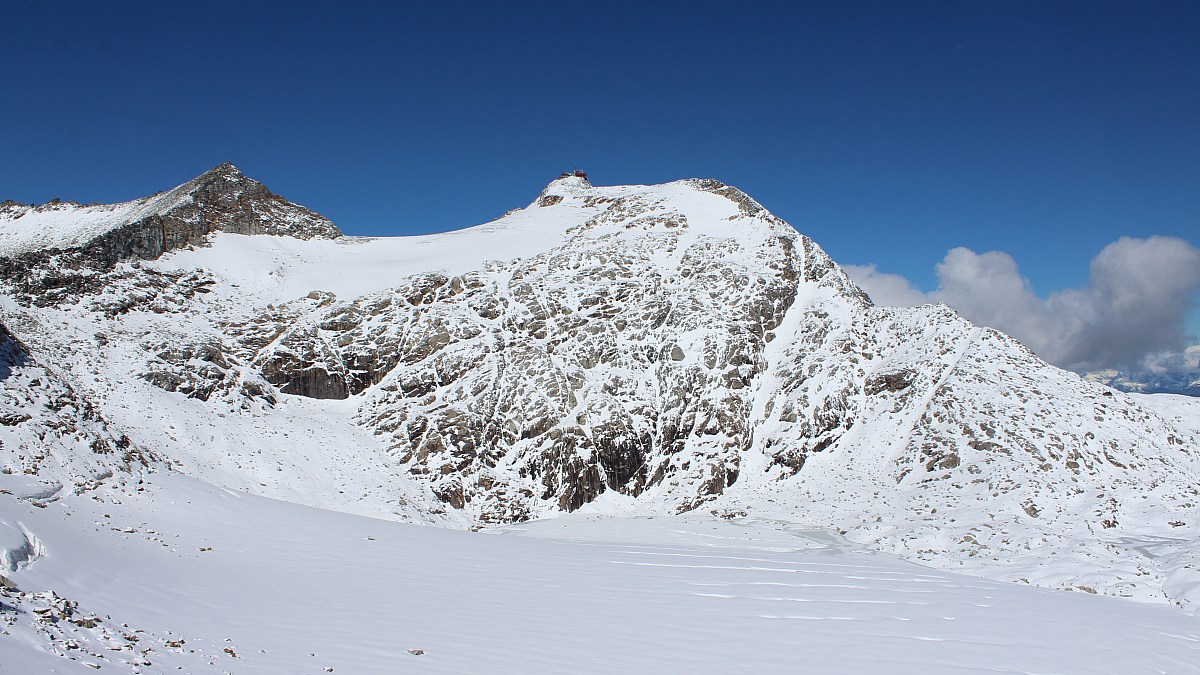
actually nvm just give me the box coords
[3,473,1200,674]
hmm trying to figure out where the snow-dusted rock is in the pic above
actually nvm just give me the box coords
[0,321,156,493]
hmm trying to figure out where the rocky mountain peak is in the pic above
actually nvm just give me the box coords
[206,160,241,176]
[553,169,592,186]
[179,161,246,192]
[159,161,343,242]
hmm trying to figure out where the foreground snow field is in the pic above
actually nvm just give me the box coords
[3,473,1199,674]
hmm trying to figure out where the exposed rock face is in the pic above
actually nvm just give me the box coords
[1,167,1198,604]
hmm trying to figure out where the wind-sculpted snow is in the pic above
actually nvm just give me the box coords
[1,167,1198,614]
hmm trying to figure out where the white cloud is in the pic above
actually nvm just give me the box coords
[846,236,1200,373]
[841,264,928,307]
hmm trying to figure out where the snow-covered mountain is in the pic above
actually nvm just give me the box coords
[2,165,1199,669]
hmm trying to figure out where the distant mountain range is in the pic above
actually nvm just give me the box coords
[1084,368,1200,397]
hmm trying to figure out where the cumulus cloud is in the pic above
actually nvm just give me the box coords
[841,264,929,307]
[846,236,1200,373]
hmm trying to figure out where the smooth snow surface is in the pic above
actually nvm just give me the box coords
[3,473,1199,674]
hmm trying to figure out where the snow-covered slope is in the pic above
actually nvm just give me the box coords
[4,475,1198,674]
[2,166,1199,670]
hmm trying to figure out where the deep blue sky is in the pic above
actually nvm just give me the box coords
[2,1,1197,318]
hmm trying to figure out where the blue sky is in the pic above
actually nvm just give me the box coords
[2,1,1197,362]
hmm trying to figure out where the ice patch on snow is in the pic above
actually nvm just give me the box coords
[0,519,45,572]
